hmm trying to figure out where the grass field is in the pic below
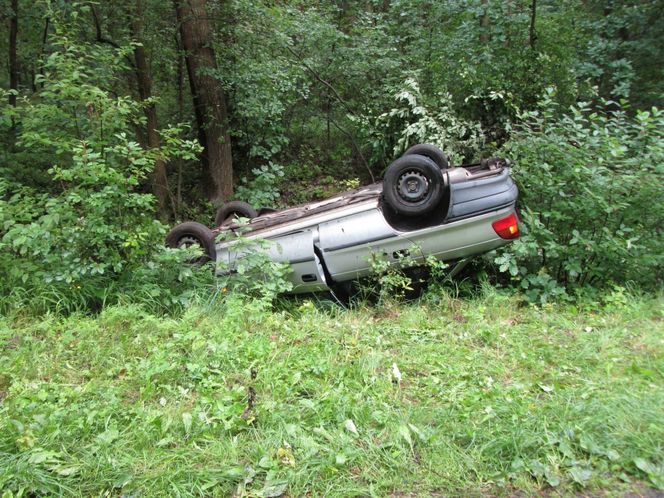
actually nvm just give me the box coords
[0,289,662,497]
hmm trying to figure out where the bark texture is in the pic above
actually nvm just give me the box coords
[175,0,233,203]
[131,0,171,220]
[480,0,489,44]
[529,0,537,48]
[8,0,18,107]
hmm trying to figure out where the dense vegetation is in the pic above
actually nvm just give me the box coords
[0,0,663,495]
[1,0,662,307]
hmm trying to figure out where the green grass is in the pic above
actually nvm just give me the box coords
[0,290,662,497]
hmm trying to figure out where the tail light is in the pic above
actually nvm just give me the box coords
[492,213,520,240]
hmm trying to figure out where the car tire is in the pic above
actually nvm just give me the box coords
[404,144,449,170]
[215,201,258,227]
[383,155,445,217]
[165,221,216,263]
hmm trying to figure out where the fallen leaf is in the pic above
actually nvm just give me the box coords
[391,362,402,384]
[344,419,358,436]
[258,480,288,497]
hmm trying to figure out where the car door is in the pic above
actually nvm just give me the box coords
[218,229,329,294]
[318,208,414,281]
[265,230,329,293]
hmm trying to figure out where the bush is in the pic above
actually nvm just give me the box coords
[234,162,285,208]
[0,23,202,313]
[356,77,486,167]
[215,231,294,306]
[495,90,663,302]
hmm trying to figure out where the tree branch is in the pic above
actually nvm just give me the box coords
[329,117,375,183]
[285,44,356,117]
[90,5,136,70]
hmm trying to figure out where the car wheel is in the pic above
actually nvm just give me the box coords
[215,201,258,226]
[404,143,449,170]
[165,221,216,263]
[383,155,445,217]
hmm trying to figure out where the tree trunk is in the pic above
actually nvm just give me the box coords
[8,0,18,107]
[175,0,233,203]
[504,0,512,48]
[529,0,537,49]
[479,0,489,44]
[130,0,171,220]
[37,16,50,83]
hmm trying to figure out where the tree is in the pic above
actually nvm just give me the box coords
[130,0,171,220]
[480,0,489,44]
[175,0,233,203]
[8,0,18,107]
[529,0,537,49]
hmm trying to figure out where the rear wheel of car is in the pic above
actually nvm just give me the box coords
[404,143,449,170]
[383,155,445,217]
[214,201,258,227]
[165,221,216,263]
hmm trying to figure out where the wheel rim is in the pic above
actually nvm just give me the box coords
[177,235,200,249]
[396,170,429,203]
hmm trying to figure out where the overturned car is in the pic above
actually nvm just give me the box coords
[166,144,519,296]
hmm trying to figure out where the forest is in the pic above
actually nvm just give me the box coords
[0,0,663,496]
[1,0,663,305]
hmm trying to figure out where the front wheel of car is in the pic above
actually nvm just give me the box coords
[383,155,445,217]
[165,221,216,263]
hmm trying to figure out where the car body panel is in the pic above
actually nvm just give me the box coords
[447,169,518,220]
[214,164,519,294]
[216,228,329,294]
[319,205,513,281]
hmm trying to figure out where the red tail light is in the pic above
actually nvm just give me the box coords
[492,213,520,239]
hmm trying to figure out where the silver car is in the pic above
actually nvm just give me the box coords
[166,144,519,295]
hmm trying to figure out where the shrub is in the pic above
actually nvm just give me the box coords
[356,77,486,167]
[215,231,294,306]
[495,90,663,302]
[234,162,285,208]
[0,22,202,313]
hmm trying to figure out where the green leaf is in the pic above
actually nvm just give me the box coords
[258,480,288,497]
[544,467,561,487]
[398,424,413,448]
[182,412,193,434]
[96,429,119,445]
[635,458,651,472]
[55,465,80,476]
[569,466,592,486]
